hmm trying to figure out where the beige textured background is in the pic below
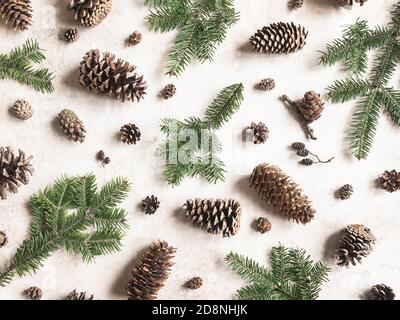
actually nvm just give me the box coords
[1,0,400,300]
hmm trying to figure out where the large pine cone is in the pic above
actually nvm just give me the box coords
[367,284,395,300]
[0,0,32,31]
[250,22,308,54]
[58,109,86,143]
[69,0,112,27]
[126,240,176,300]
[378,170,400,193]
[79,49,147,102]
[249,163,315,224]
[297,91,324,124]
[0,147,33,200]
[183,199,242,238]
[337,224,376,267]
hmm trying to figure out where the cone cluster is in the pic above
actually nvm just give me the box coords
[0,0,32,31]
[69,0,112,27]
[58,109,86,143]
[249,163,315,224]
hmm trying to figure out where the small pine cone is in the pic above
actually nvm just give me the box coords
[128,31,142,46]
[337,224,376,267]
[338,0,367,8]
[0,230,8,247]
[257,78,275,91]
[0,0,32,31]
[250,22,308,54]
[298,91,324,124]
[126,240,176,300]
[184,277,203,290]
[120,123,141,145]
[183,199,242,238]
[249,122,269,144]
[160,84,176,100]
[58,109,86,143]
[24,286,43,300]
[336,184,353,200]
[249,163,315,224]
[256,217,271,234]
[378,170,400,193]
[141,195,160,215]
[367,284,395,300]
[12,99,33,120]
[64,28,79,43]
[69,0,112,27]
[0,147,34,200]
[291,142,305,151]
[66,289,94,300]
[300,158,313,166]
[289,0,304,10]
[79,49,147,102]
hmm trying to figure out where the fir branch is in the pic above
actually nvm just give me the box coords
[327,77,371,103]
[146,2,192,32]
[380,87,400,126]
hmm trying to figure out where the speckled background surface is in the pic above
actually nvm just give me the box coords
[0,0,399,300]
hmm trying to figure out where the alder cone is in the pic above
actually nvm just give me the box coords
[66,289,94,300]
[69,0,112,27]
[367,284,395,300]
[250,22,308,54]
[183,198,242,237]
[126,240,176,300]
[0,0,32,31]
[249,163,315,224]
[79,49,147,102]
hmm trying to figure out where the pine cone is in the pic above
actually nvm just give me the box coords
[250,22,308,54]
[183,199,242,238]
[120,123,141,145]
[58,109,86,143]
[128,31,142,46]
[141,195,160,215]
[160,84,176,100]
[249,163,315,224]
[0,147,33,200]
[12,99,33,120]
[337,224,376,267]
[64,28,79,43]
[0,0,32,31]
[289,0,304,10]
[367,284,395,300]
[378,170,400,193]
[338,0,367,8]
[24,286,43,300]
[249,122,269,144]
[0,230,7,247]
[69,0,112,27]
[126,240,176,300]
[79,49,147,102]
[256,217,272,234]
[336,184,353,200]
[257,78,275,91]
[184,277,203,290]
[66,289,94,300]
[297,91,324,124]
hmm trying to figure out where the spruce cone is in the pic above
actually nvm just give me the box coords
[23,286,43,300]
[0,147,33,200]
[66,289,94,300]
[0,0,32,31]
[249,122,269,144]
[257,78,275,91]
[64,28,79,43]
[160,84,176,100]
[367,284,395,300]
[141,195,160,215]
[289,0,304,10]
[250,22,308,54]
[338,0,367,8]
[297,91,324,124]
[337,224,376,267]
[79,49,147,102]
[12,99,33,120]
[378,170,400,193]
[128,31,142,46]
[185,277,203,290]
[58,109,86,143]
[126,240,176,300]
[336,184,353,200]
[249,163,315,224]
[69,0,112,27]
[256,217,272,234]
[183,198,242,238]
[120,123,141,145]
[0,230,7,247]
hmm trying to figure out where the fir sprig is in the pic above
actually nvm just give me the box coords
[0,39,54,93]
[159,83,244,186]
[320,1,400,159]
[145,0,239,76]
[226,245,330,300]
[0,174,131,287]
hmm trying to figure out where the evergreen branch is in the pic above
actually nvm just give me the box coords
[163,162,195,186]
[379,87,400,126]
[86,227,125,257]
[92,177,131,213]
[8,39,46,65]
[270,245,291,285]
[236,284,275,300]
[327,77,371,103]
[90,208,129,229]
[198,156,225,184]
[146,4,191,32]
[369,44,398,87]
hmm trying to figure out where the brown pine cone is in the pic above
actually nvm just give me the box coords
[69,0,112,27]
[336,184,353,200]
[128,31,142,46]
[64,28,79,43]
[248,122,269,144]
[0,230,8,247]
[289,0,304,10]
[338,0,367,8]
[141,195,160,215]
[66,289,94,300]
[257,78,275,91]
[378,170,400,193]
[58,109,86,143]
[256,217,271,234]
[24,286,43,300]
[0,0,32,31]
[12,99,33,120]
[367,284,395,300]
[184,277,203,290]
[120,123,141,145]
[298,91,324,124]
[160,84,176,100]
